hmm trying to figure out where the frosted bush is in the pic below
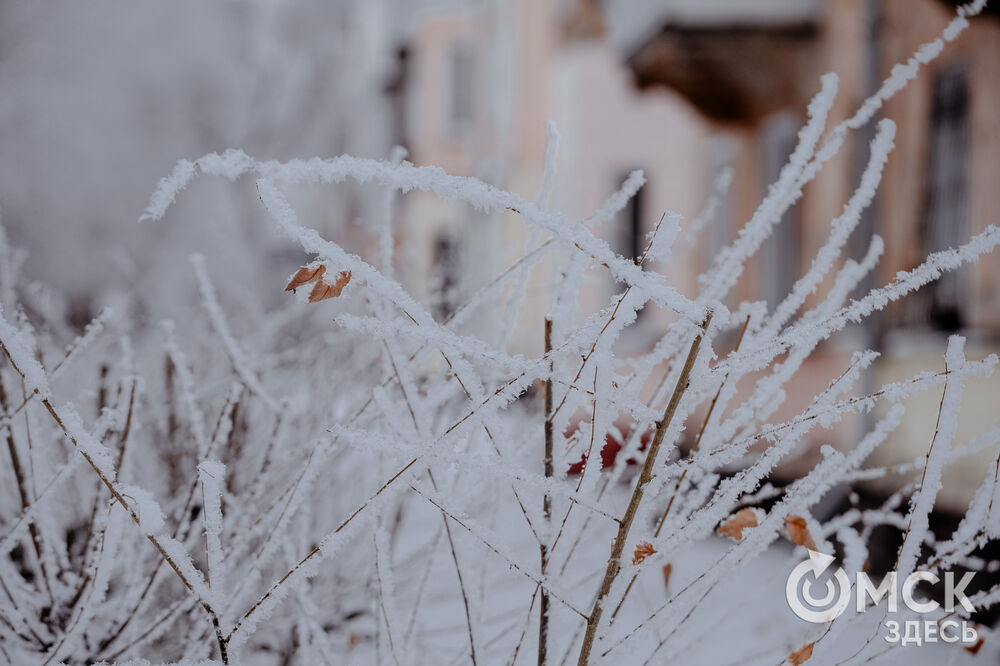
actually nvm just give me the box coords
[1,1,998,664]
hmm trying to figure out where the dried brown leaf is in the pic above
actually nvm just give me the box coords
[662,563,672,587]
[964,636,984,655]
[285,264,326,291]
[717,507,758,541]
[308,271,352,302]
[788,642,814,665]
[632,541,655,566]
[786,515,817,551]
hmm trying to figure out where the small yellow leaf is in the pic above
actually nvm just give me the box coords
[285,264,325,291]
[632,541,655,566]
[308,271,351,302]
[786,515,817,551]
[788,642,814,665]
[717,508,758,541]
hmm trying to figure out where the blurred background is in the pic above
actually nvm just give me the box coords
[1,0,999,513]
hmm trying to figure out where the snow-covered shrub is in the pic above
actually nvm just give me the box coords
[1,1,998,664]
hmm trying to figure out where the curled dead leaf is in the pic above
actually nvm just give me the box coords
[308,271,351,302]
[717,507,758,541]
[788,642,814,665]
[285,264,326,291]
[662,563,672,587]
[632,541,655,566]
[786,515,817,551]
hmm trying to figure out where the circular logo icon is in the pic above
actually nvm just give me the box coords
[786,550,851,623]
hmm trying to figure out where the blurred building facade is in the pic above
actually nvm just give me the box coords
[626,0,1000,510]
[397,0,1000,510]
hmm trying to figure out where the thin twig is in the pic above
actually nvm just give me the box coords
[576,312,711,666]
[0,378,52,606]
[609,314,750,622]
[380,336,479,665]
[547,213,668,424]
[373,532,400,666]
[510,585,540,665]
[539,318,553,666]
[411,484,589,619]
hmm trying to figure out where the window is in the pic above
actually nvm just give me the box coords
[919,63,969,331]
[432,230,460,320]
[705,135,735,274]
[616,171,644,264]
[385,46,410,150]
[848,0,881,300]
[447,41,476,137]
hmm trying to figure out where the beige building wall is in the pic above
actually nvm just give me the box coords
[404,0,711,357]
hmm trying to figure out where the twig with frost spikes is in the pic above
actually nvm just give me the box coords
[549,366,600,558]
[576,312,711,666]
[191,253,280,413]
[509,585,540,665]
[176,383,242,546]
[634,0,990,378]
[235,268,658,629]
[220,394,411,638]
[229,219,664,628]
[225,439,340,607]
[609,313,751,623]
[199,460,227,611]
[114,377,136,471]
[545,213,676,560]
[3,307,114,421]
[611,415,899,663]
[408,483,588,619]
[634,224,875,450]
[833,337,970,665]
[684,343,992,493]
[373,530,400,666]
[163,321,209,456]
[42,501,125,665]
[432,501,479,663]
[896,336,966,579]
[378,334,480,665]
[547,212,669,423]
[150,153,708,323]
[0,339,229,664]
[99,383,238,657]
[224,452,419,643]
[655,314,751,536]
[422,333,547,541]
[83,375,136,590]
[399,526,443,651]
[499,122,559,348]
[677,166,732,250]
[221,308,541,627]
[539,318,553,666]
[453,170,643,331]
[0,376,52,608]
